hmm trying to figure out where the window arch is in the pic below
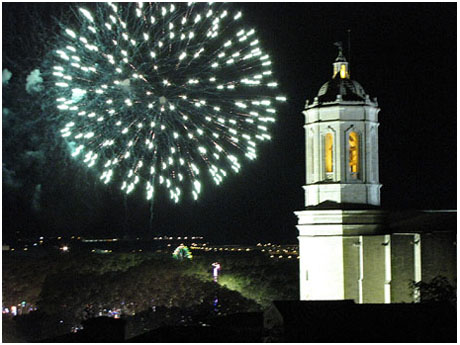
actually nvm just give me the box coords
[325,133,334,175]
[349,131,359,175]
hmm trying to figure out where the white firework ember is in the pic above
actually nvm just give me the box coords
[52,2,286,202]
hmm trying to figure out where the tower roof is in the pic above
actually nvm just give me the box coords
[317,78,367,102]
[315,43,368,103]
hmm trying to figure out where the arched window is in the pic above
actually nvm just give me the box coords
[325,133,333,175]
[349,132,359,175]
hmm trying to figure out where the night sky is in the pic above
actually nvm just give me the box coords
[2,3,457,244]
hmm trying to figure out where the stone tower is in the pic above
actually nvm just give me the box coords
[295,47,392,303]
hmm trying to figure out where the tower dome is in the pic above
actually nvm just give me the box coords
[312,44,369,104]
[317,78,366,102]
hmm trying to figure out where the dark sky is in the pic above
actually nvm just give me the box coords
[2,3,457,244]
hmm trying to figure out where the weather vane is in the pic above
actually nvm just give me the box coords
[333,41,343,54]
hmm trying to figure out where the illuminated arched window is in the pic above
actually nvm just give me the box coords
[349,132,359,175]
[340,64,347,79]
[325,133,333,175]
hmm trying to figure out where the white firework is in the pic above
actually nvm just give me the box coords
[52,2,286,202]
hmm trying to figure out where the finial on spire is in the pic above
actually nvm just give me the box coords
[333,41,347,62]
[334,41,343,52]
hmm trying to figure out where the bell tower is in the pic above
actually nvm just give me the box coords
[303,44,381,207]
[295,45,389,303]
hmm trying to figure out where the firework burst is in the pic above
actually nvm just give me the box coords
[52,2,286,202]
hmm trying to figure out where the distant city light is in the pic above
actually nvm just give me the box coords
[8,235,298,261]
